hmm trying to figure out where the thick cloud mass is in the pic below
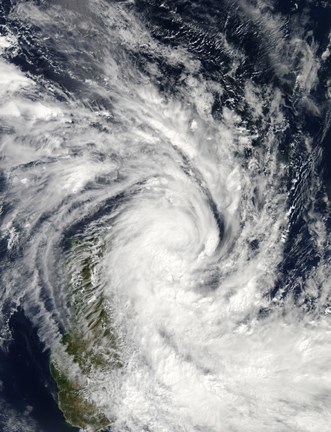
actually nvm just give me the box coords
[0,0,331,431]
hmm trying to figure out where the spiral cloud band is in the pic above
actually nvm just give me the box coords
[1,0,331,431]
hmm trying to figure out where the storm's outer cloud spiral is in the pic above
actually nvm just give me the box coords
[0,0,331,431]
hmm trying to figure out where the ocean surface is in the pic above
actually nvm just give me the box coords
[0,0,331,431]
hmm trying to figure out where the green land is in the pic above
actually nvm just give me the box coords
[50,239,121,431]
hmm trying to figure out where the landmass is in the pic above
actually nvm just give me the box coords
[50,238,121,431]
